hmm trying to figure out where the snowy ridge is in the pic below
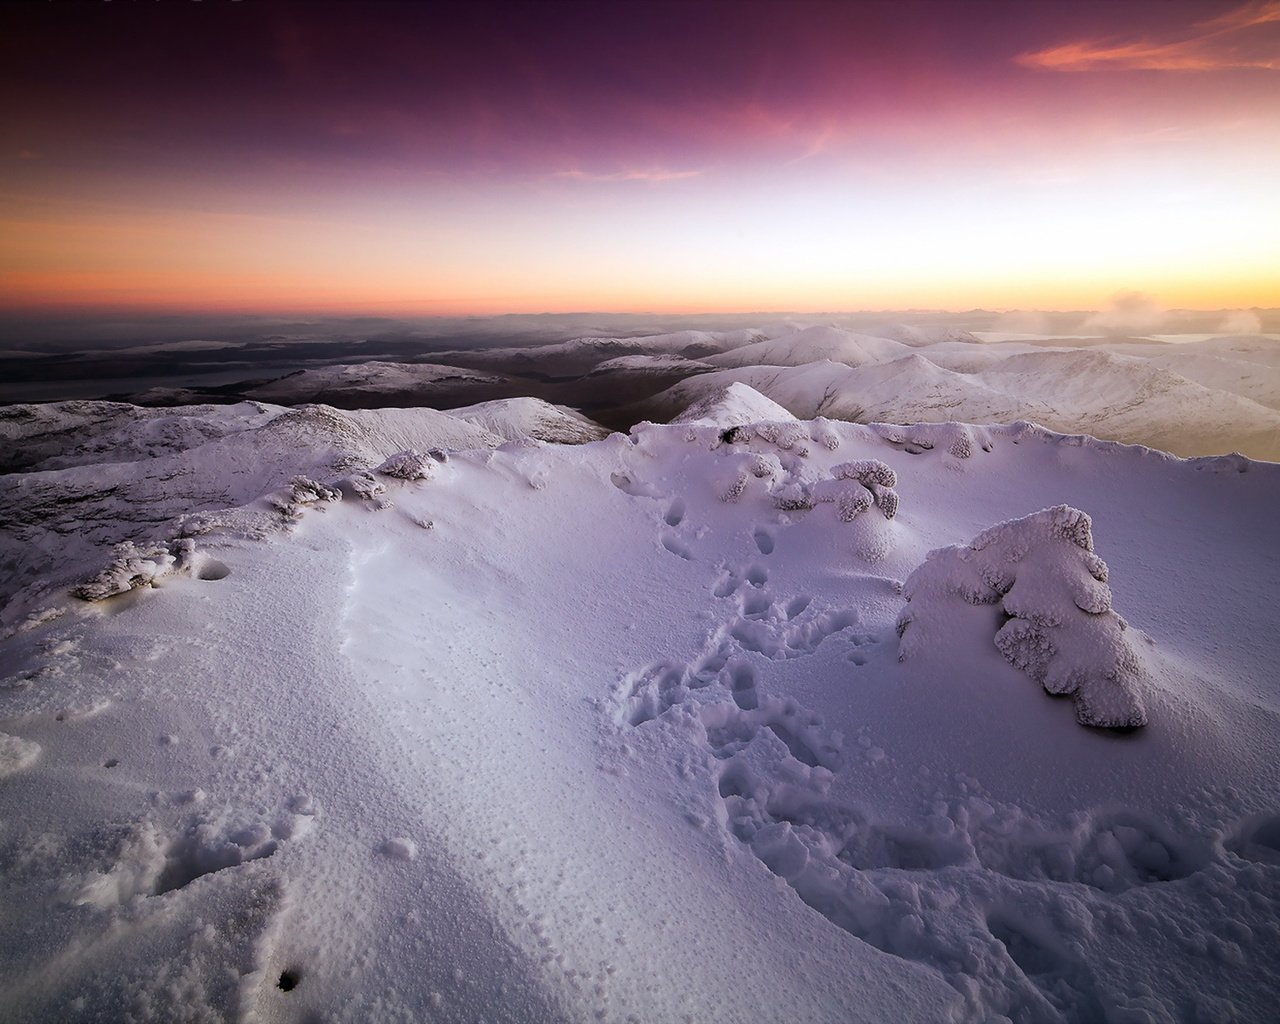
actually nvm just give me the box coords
[0,402,503,627]
[671,381,797,427]
[706,323,912,369]
[446,397,609,444]
[652,344,1280,460]
[586,353,718,375]
[445,320,1280,461]
[0,389,1277,1022]
[246,360,506,402]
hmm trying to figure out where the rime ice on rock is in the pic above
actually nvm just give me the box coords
[897,505,1147,729]
[805,459,900,522]
[72,541,181,601]
[376,450,435,481]
[719,452,783,503]
[340,471,386,502]
[265,476,343,522]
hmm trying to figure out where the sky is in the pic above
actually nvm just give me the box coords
[1,0,1278,317]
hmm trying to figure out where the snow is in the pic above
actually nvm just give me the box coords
[1,379,1278,1023]
[671,381,798,427]
[706,324,912,369]
[651,343,1280,460]
[587,353,718,374]
[0,401,504,628]
[446,397,609,444]
[246,361,506,402]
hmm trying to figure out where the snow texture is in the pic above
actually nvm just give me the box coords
[0,732,41,778]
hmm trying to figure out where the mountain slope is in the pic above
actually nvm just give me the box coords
[1,396,1277,1022]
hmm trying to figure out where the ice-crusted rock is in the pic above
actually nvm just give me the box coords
[719,452,783,502]
[810,418,842,451]
[376,450,435,481]
[870,422,994,460]
[73,541,182,601]
[897,505,1146,729]
[783,458,899,521]
[265,476,343,520]
[833,459,896,489]
[753,421,810,454]
[338,471,386,502]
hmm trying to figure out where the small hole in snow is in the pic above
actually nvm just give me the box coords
[104,758,119,768]
[278,969,300,991]
[197,560,230,581]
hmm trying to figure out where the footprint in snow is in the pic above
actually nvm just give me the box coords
[661,533,694,561]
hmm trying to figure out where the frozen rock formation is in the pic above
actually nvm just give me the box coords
[898,505,1147,728]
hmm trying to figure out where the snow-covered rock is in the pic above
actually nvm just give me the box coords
[375,450,435,481]
[898,505,1146,728]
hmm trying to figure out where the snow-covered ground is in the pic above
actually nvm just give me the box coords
[1,386,1277,1023]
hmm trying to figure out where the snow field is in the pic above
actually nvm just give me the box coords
[0,392,1277,1022]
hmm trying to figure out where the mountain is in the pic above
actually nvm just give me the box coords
[705,324,911,369]
[246,360,510,405]
[446,397,610,444]
[648,348,1280,460]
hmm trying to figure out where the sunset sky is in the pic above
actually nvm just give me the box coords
[2,0,1277,316]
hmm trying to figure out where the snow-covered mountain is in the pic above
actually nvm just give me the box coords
[246,361,508,404]
[1,387,1277,1023]
[446,397,610,444]
[646,339,1280,460]
[704,324,913,369]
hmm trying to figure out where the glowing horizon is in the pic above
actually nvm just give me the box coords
[2,1,1278,317]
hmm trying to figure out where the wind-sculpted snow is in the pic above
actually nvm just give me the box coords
[0,732,41,778]
[1,389,1278,1023]
[0,402,499,627]
[897,506,1146,728]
